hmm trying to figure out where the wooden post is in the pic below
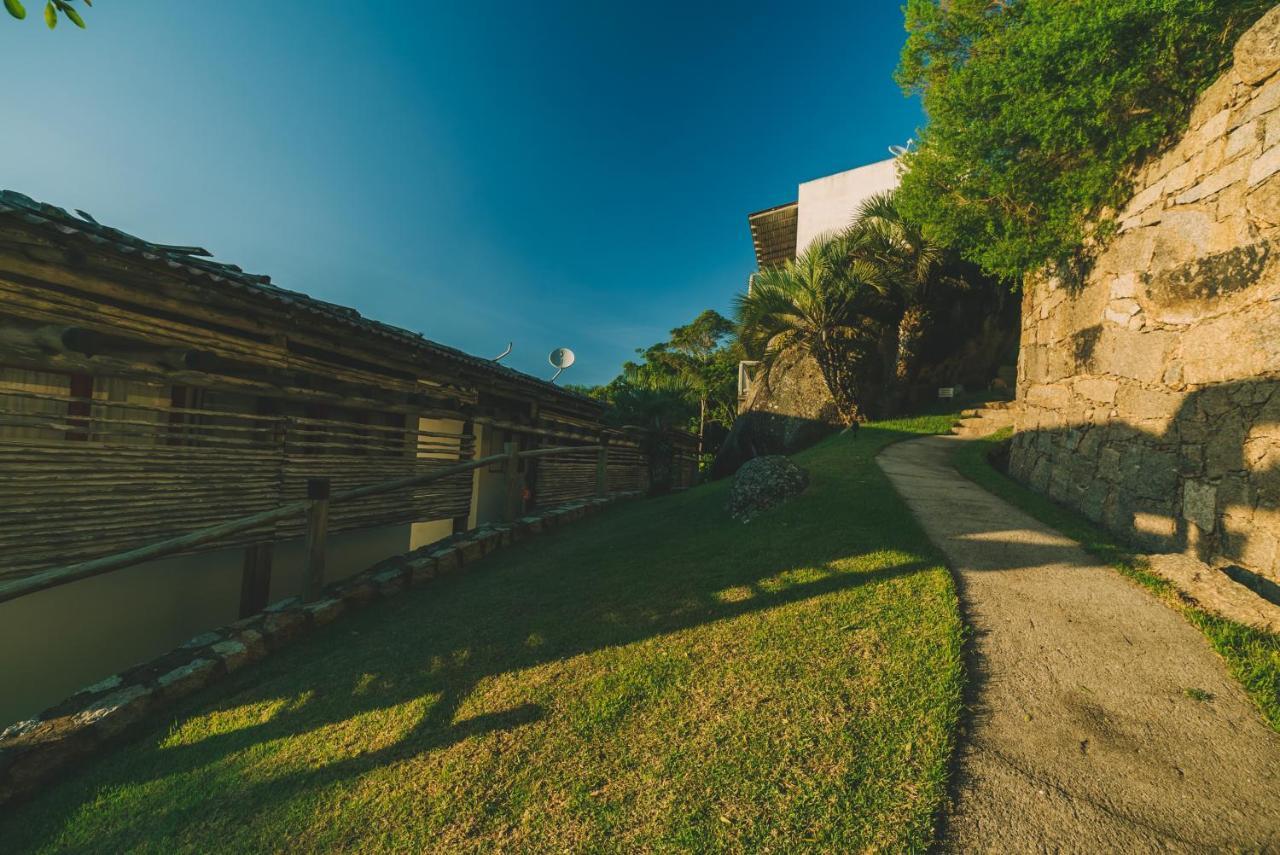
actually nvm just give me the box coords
[451,419,475,535]
[302,477,330,602]
[238,542,274,618]
[502,441,522,522]
[596,440,609,498]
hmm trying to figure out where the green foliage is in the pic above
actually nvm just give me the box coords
[737,235,887,359]
[736,235,890,422]
[851,190,962,399]
[896,0,1272,281]
[4,0,88,28]
[853,191,947,309]
[735,198,972,421]
[601,376,692,433]
[575,309,742,441]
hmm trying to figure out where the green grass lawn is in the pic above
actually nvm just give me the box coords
[3,414,965,854]
[953,430,1280,733]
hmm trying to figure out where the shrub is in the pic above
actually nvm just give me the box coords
[896,0,1273,282]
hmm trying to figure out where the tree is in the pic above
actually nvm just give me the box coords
[735,235,889,424]
[582,308,742,454]
[851,190,954,410]
[896,0,1271,280]
[647,309,739,453]
[602,376,692,495]
[5,0,90,28]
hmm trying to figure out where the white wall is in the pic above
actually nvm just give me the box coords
[794,158,900,254]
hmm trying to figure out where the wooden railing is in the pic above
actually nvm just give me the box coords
[0,443,610,606]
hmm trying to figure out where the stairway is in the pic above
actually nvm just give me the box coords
[950,400,1016,438]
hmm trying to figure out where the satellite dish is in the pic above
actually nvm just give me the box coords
[887,139,915,159]
[548,347,575,382]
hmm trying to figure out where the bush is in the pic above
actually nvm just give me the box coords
[896,0,1273,282]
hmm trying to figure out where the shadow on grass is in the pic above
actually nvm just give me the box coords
[5,422,958,851]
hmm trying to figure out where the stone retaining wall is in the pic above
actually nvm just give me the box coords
[0,494,637,807]
[1011,7,1280,588]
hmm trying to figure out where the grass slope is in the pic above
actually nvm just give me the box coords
[953,430,1280,732]
[4,414,964,854]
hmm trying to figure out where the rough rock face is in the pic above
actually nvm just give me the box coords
[1146,553,1280,632]
[727,455,809,522]
[1011,8,1280,586]
[710,347,843,479]
[1234,4,1280,85]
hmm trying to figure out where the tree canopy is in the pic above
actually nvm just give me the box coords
[569,309,742,448]
[895,0,1271,281]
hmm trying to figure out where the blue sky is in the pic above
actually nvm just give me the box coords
[2,2,922,385]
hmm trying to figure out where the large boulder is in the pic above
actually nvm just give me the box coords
[1234,5,1280,85]
[710,347,843,479]
[727,455,809,522]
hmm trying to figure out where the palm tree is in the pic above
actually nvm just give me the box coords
[734,234,888,424]
[851,191,953,398]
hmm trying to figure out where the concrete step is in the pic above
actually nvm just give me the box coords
[950,406,1015,438]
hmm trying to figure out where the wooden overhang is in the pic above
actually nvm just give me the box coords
[747,201,798,270]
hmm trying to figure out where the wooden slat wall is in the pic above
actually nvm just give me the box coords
[533,435,650,506]
[534,442,599,507]
[0,381,472,581]
[0,367,67,443]
[277,415,473,537]
[670,432,700,489]
[0,261,479,415]
[604,443,650,494]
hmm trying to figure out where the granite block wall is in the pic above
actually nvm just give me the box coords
[1011,7,1280,583]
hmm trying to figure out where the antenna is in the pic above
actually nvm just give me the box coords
[887,139,915,159]
[492,342,513,362]
[548,347,575,382]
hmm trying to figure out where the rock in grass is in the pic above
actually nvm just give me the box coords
[727,455,809,522]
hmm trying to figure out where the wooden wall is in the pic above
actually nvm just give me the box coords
[0,216,678,586]
[0,376,475,580]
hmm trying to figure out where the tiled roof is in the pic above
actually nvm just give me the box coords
[0,190,598,408]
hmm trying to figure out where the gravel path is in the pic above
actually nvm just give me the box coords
[878,434,1280,853]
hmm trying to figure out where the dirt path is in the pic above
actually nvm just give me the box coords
[878,434,1280,853]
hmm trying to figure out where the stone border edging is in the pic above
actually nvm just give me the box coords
[0,493,640,807]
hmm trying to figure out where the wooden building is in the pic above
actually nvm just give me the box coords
[0,191,696,724]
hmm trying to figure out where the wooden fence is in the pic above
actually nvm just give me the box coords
[0,386,474,580]
[0,441,610,606]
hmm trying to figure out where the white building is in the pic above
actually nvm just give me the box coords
[748,157,901,269]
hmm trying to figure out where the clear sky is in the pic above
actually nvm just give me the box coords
[2,2,922,385]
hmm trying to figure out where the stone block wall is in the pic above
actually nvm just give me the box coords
[1011,7,1280,584]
